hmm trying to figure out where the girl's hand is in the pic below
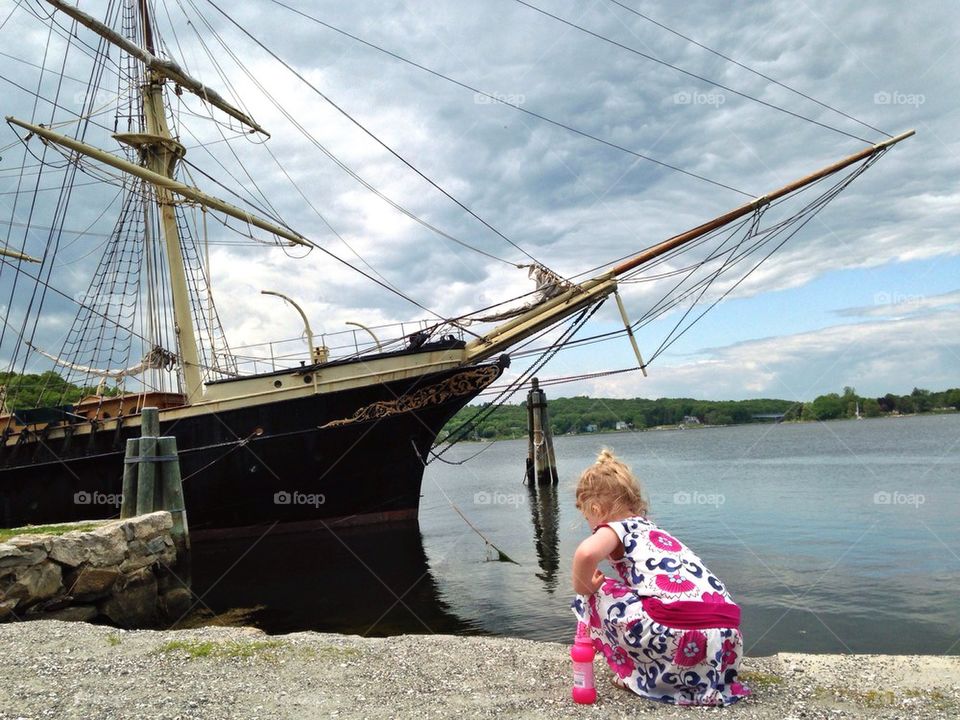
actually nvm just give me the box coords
[589,569,606,593]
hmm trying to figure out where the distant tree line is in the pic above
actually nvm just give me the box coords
[443,386,960,440]
[0,371,115,411]
[800,386,960,421]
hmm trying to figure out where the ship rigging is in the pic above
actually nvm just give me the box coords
[0,0,912,532]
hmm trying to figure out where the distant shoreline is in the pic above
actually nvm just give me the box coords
[452,407,959,443]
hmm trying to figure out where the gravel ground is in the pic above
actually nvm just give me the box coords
[0,621,957,719]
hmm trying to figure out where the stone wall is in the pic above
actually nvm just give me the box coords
[0,511,190,627]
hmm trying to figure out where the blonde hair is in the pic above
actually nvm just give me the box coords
[575,448,648,518]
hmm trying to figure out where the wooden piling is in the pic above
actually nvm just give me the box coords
[525,378,559,485]
[122,405,189,549]
[158,436,190,552]
[136,408,159,515]
[120,438,139,519]
[135,435,156,515]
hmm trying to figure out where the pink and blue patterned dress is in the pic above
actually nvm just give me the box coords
[571,516,751,706]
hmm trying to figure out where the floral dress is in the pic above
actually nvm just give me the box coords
[571,516,751,705]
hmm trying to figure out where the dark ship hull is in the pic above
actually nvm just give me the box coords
[0,358,504,534]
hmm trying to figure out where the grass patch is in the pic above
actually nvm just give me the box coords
[154,638,288,659]
[817,687,954,711]
[739,670,784,688]
[0,522,103,543]
[154,638,361,663]
[106,634,122,647]
[299,645,361,661]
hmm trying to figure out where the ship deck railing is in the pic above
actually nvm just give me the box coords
[226,319,464,375]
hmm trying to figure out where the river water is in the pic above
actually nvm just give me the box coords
[190,414,960,656]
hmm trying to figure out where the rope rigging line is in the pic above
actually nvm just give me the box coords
[512,0,875,145]
[466,153,884,399]
[1,6,81,386]
[644,154,885,367]
[262,0,752,199]
[202,0,558,276]
[177,0,523,274]
[604,0,891,139]
[431,300,605,461]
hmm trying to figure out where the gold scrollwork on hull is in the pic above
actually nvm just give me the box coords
[321,364,502,429]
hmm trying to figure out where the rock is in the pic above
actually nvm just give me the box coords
[120,543,176,573]
[0,598,19,620]
[85,523,130,566]
[145,536,167,555]
[0,537,49,568]
[3,561,63,605]
[128,512,173,541]
[122,522,136,542]
[64,565,122,601]
[48,535,89,567]
[49,522,130,567]
[121,566,156,588]
[159,587,194,619]
[37,604,99,622]
[99,571,158,628]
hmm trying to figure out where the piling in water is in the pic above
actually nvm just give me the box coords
[525,377,559,485]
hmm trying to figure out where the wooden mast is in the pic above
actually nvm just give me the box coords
[137,0,204,402]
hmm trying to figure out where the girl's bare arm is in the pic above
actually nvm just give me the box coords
[572,526,620,595]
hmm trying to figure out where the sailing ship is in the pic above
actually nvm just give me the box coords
[0,0,911,535]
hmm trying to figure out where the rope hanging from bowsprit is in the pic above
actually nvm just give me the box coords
[457,263,576,326]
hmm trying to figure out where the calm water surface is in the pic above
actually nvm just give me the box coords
[192,414,960,655]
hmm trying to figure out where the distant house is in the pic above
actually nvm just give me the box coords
[615,421,630,431]
[585,424,598,433]
[682,416,701,425]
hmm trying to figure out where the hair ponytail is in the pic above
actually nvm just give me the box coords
[576,448,648,518]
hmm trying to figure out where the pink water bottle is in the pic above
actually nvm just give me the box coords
[570,621,597,704]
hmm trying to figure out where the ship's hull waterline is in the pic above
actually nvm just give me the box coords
[0,360,505,533]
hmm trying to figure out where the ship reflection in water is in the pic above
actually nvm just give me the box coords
[182,523,483,636]
[176,482,562,637]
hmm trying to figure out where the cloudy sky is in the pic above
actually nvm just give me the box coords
[1,0,957,402]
